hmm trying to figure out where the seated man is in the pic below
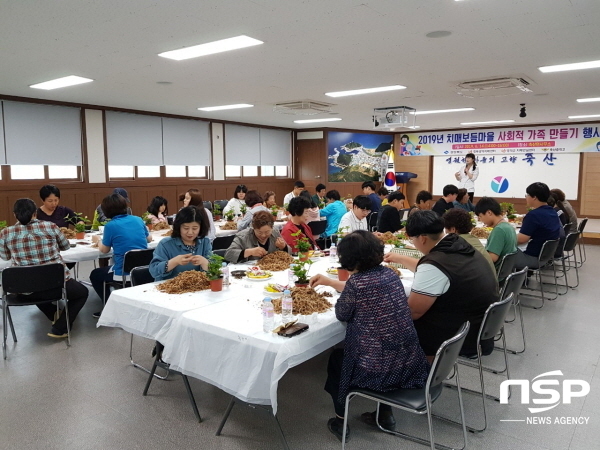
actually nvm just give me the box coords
[431,184,458,217]
[514,182,562,270]
[283,180,305,207]
[442,208,496,274]
[337,195,370,232]
[475,197,518,279]
[361,181,381,213]
[377,190,406,233]
[377,187,389,206]
[0,198,88,338]
[408,190,433,217]
[384,210,498,358]
[319,190,347,238]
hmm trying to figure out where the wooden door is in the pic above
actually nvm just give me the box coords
[296,139,326,192]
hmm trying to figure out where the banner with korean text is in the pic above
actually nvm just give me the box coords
[397,124,600,156]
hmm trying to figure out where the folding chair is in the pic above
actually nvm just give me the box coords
[342,322,470,450]
[576,218,588,266]
[2,264,70,359]
[212,234,235,251]
[367,212,378,232]
[214,200,229,212]
[202,201,213,212]
[102,248,155,305]
[128,267,169,380]
[308,219,328,240]
[496,251,517,283]
[448,294,514,432]
[498,269,528,354]
[520,239,560,309]
[555,232,581,294]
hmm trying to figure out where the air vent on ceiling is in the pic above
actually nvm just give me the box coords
[457,77,533,98]
[273,100,335,115]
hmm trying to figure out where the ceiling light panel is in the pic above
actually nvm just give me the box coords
[568,114,600,119]
[539,60,600,73]
[30,75,93,90]
[413,108,474,115]
[460,120,515,125]
[577,97,600,103]
[325,85,406,98]
[198,104,254,111]
[294,118,342,124]
[159,35,263,61]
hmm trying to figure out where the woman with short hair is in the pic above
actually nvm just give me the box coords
[320,230,429,441]
[224,211,289,263]
[263,191,277,208]
[223,184,248,217]
[179,189,216,241]
[281,196,318,253]
[237,190,269,231]
[36,184,79,228]
[149,206,212,281]
[146,196,169,224]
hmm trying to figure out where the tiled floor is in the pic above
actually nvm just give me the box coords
[1,245,599,449]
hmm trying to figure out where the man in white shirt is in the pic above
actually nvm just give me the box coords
[283,180,305,207]
[338,195,371,233]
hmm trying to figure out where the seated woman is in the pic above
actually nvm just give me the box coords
[237,190,269,231]
[0,198,88,338]
[180,188,216,241]
[281,197,318,253]
[149,206,212,281]
[299,190,320,223]
[92,187,132,229]
[452,188,475,212]
[36,184,79,228]
[263,191,277,209]
[224,211,289,263]
[223,184,247,217]
[319,230,429,441]
[442,208,496,274]
[90,194,152,317]
[146,196,168,224]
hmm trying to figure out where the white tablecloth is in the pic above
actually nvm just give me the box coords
[98,256,413,414]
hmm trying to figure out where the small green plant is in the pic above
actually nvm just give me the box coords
[270,205,279,217]
[499,202,516,216]
[283,202,289,212]
[507,214,517,220]
[240,204,248,215]
[336,226,350,239]
[469,211,476,226]
[291,229,311,253]
[224,210,235,221]
[0,220,7,230]
[141,211,152,225]
[70,212,90,232]
[100,220,109,226]
[206,254,225,280]
[291,260,313,284]
[318,202,325,209]
[213,202,222,217]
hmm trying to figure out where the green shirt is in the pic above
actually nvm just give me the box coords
[485,221,518,273]
[460,234,496,275]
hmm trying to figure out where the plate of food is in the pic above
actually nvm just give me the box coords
[325,267,339,278]
[263,283,290,296]
[245,266,273,281]
[230,270,246,280]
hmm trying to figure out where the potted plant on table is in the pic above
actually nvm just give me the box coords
[224,210,235,222]
[240,204,248,216]
[270,205,279,219]
[141,211,153,231]
[71,212,90,239]
[207,254,225,292]
[291,229,312,261]
[213,203,222,221]
[500,202,516,218]
[290,260,312,287]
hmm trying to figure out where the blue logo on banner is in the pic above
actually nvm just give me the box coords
[491,176,509,194]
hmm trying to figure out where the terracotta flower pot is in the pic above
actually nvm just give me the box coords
[75,231,85,239]
[146,223,153,231]
[214,215,222,221]
[295,282,309,288]
[337,268,350,281]
[298,252,309,262]
[210,277,223,292]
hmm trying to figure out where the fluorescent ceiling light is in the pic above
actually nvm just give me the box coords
[413,108,474,115]
[30,75,93,90]
[294,118,342,124]
[539,60,600,73]
[460,120,515,125]
[159,35,263,61]
[198,104,253,111]
[568,114,600,119]
[325,85,406,97]
[577,97,600,103]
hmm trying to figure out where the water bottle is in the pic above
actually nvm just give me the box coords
[262,297,274,332]
[288,264,296,286]
[281,290,293,323]
[329,242,337,262]
[221,262,229,286]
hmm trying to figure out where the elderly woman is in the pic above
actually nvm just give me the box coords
[223,184,248,217]
[36,184,79,228]
[318,230,429,442]
[281,196,318,253]
[89,194,151,317]
[224,211,289,263]
[452,188,475,212]
[237,190,269,231]
[263,191,277,208]
[149,206,212,281]
[179,188,216,241]
[0,198,88,338]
